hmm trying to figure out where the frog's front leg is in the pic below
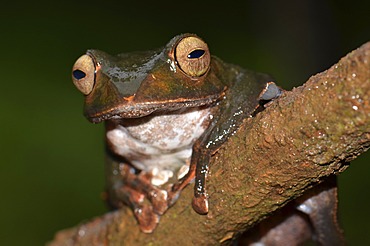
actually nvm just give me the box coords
[105,155,169,233]
[191,145,212,214]
[169,138,211,214]
[189,82,285,214]
[170,81,284,215]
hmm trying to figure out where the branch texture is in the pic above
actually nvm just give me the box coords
[50,42,370,246]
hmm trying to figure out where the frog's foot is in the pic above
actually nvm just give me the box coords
[295,176,345,245]
[149,189,169,215]
[123,186,167,232]
[166,187,209,215]
[192,194,208,214]
[109,185,161,233]
[126,175,170,216]
[134,205,160,233]
[124,168,170,215]
[107,165,171,232]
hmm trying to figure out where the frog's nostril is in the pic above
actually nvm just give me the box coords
[73,69,86,80]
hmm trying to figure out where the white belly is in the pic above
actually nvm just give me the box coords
[106,107,212,186]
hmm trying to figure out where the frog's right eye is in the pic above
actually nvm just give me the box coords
[72,54,95,95]
[175,36,211,77]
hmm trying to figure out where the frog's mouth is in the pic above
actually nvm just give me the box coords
[85,95,222,123]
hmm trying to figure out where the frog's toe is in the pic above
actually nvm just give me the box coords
[134,205,160,233]
[151,189,169,215]
[192,195,208,215]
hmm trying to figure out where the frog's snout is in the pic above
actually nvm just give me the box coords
[72,54,96,95]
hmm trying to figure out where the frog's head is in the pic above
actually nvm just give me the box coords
[72,34,227,123]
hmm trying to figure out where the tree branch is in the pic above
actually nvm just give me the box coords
[49,42,370,246]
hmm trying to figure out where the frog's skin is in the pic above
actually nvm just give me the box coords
[72,33,344,243]
[239,176,345,246]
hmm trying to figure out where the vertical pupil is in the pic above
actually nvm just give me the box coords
[188,49,205,59]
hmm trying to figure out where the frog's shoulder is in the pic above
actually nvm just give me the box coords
[201,63,275,151]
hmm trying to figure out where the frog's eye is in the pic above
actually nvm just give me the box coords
[72,54,95,95]
[175,36,210,77]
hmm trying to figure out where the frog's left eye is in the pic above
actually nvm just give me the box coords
[72,54,95,95]
[175,36,210,77]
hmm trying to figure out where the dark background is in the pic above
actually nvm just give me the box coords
[1,0,369,245]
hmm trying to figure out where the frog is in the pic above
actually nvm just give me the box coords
[71,33,344,244]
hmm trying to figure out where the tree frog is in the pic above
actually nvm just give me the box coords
[72,34,343,244]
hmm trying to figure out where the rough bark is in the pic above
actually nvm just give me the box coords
[49,42,370,246]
